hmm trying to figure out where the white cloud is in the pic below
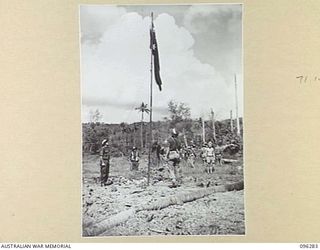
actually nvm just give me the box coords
[183,4,242,34]
[81,6,243,123]
[80,5,127,44]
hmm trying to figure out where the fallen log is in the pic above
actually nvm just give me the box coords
[149,227,168,234]
[222,158,239,163]
[82,180,244,237]
[83,209,135,237]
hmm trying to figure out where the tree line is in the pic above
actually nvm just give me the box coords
[82,101,243,156]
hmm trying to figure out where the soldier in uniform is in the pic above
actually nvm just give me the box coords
[205,141,215,174]
[200,143,208,163]
[215,140,224,166]
[130,146,140,171]
[185,145,196,168]
[99,139,111,186]
[164,128,182,188]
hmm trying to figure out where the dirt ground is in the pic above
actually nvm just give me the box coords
[82,153,245,236]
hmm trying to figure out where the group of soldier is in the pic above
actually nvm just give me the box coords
[98,128,236,188]
[99,140,141,186]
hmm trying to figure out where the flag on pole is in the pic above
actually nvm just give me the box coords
[150,18,162,91]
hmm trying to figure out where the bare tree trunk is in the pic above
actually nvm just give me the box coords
[183,128,188,147]
[141,112,144,149]
[211,109,216,142]
[133,128,136,147]
[202,118,205,143]
[234,74,240,136]
[230,110,233,132]
[145,124,148,149]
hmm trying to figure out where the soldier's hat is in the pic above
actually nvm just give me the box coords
[132,146,137,150]
[171,128,178,136]
[102,139,108,146]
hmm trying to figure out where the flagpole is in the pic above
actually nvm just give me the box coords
[147,12,154,186]
[235,74,240,136]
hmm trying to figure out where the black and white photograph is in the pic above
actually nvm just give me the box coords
[81,4,244,237]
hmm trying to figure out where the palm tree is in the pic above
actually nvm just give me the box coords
[135,102,150,148]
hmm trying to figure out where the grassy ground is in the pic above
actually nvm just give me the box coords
[82,152,245,236]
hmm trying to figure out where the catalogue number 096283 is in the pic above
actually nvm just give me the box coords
[300,244,318,248]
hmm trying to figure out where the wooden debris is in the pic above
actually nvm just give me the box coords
[222,158,238,164]
[83,208,135,237]
[146,214,154,222]
[149,227,167,234]
[82,180,244,237]
[131,189,144,194]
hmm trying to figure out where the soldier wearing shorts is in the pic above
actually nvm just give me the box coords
[201,143,208,163]
[205,141,215,174]
[130,146,140,171]
[215,141,224,166]
[99,139,110,186]
[186,145,196,168]
[164,128,182,188]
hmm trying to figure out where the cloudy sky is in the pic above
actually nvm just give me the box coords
[80,4,243,123]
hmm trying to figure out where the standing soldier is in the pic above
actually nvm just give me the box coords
[205,141,215,174]
[200,143,208,164]
[130,146,140,171]
[164,128,182,188]
[215,140,224,166]
[99,139,111,186]
[186,145,196,168]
